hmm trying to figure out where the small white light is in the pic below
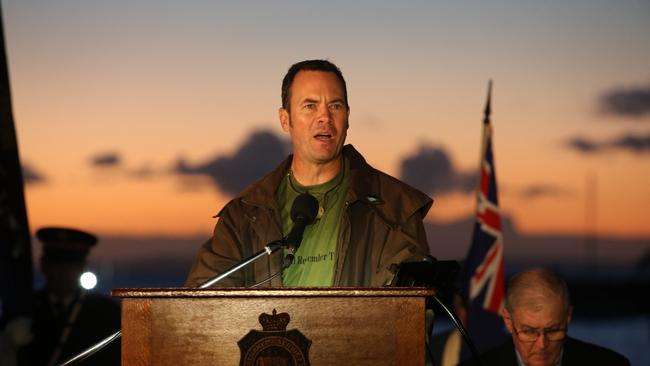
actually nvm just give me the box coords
[79,271,98,290]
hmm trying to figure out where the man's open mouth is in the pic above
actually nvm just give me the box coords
[314,133,332,140]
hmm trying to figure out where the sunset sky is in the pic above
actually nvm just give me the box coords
[3,1,650,240]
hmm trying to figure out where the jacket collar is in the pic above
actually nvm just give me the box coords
[238,151,291,212]
[238,144,432,226]
[345,145,433,226]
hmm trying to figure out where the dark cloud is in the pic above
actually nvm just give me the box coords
[90,152,121,167]
[174,129,291,195]
[566,132,650,154]
[22,163,46,185]
[399,144,477,195]
[611,133,650,153]
[600,86,650,118]
[88,152,164,180]
[127,165,156,179]
[566,137,600,153]
[519,184,571,200]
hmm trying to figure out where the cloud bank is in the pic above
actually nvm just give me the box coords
[399,144,476,195]
[90,152,121,167]
[518,184,571,200]
[21,163,46,185]
[567,132,650,154]
[174,129,290,195]
[599,85,650,119]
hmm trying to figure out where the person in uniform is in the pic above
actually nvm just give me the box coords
[18,227,120,366]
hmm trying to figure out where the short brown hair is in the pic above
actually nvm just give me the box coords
[281,59,348,111]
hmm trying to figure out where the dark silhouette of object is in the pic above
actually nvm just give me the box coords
[18,227,120,366]
[0,5,34,366]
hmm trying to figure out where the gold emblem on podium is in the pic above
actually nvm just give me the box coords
[238,309,311,366]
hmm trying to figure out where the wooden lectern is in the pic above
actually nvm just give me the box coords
[113,287,434,365]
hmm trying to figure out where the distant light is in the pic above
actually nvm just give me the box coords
[80,271,98,290]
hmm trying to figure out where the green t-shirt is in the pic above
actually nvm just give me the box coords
[277,159,349,287]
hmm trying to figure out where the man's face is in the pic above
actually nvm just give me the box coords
[279,70,349,167]
[502,297,571,366]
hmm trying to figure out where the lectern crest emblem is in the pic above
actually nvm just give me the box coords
[238,309,311,366]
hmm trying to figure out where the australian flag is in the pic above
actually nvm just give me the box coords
[461,81,507,356]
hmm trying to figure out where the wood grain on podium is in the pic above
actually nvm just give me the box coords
[113,287,434,366]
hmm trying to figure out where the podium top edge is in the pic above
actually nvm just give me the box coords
[112,287,436,298]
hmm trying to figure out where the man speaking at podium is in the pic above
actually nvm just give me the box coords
[186,59,432,288]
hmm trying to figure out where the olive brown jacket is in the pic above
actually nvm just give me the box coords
[185,145,433,288]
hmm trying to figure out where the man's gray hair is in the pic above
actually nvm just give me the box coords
[504,268,571,315]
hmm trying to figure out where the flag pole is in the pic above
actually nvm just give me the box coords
[475,80,493,202]
[460,79,508,356]
[483,80,492,126]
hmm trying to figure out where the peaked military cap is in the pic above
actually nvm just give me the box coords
[37,227,98,261]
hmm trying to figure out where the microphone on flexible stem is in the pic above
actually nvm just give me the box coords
[282,193,319,268]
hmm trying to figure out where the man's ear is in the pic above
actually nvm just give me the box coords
[279,108,290,132]
[345,106,350,130]
[501,308,514,334]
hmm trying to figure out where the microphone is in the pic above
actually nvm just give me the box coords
[283,193,319,262]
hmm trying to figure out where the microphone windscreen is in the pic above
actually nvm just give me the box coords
[290,193,319,224]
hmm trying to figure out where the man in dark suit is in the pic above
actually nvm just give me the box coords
[465,268,629,366]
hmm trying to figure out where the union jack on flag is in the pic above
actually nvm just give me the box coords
[461,81,508,355]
